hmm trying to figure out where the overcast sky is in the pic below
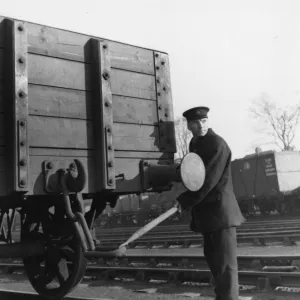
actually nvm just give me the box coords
[2,0,300,159]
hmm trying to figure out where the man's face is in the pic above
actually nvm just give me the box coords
[187,118,209,137]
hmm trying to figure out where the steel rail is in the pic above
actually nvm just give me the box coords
[97,230,300,248]
[2,253,300,270]
[87,253,300,270]
[97,219,300,234]
[3,252,300,269]
[96,225,300,239]
[101,213,300,224]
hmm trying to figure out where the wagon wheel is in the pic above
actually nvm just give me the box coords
[21,205,87,300]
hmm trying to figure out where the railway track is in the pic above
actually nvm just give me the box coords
[93,218,300,248]
[8,219,300,248]
[12,216,300,235]
[96,225,300,239]
[97,229,300,248]
[97,218,300,235]
[1,253,300,290]
[100,214,300,229]
[87,253,300,270]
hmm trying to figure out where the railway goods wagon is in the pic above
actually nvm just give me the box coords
[0,16,204,299]
[232,149,300,216]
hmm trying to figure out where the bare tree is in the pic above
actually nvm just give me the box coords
[175,117,192,158]
[249,94,300,151]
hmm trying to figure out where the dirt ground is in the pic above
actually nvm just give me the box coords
[0,276,299,300]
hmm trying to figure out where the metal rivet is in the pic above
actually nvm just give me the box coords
[20,179,26,186]
[156,66,159,70]
[165,113,168,117]
[105,101,110,107]
[103,44,108,49]
[108,178,114,185]
[18,57,25,64]
[108,161,114,167]
[155,53,159,58]
[20,121,25,127]
[163,87,166,91]
[144,161,149,167]
[20,160,26,167]
[157,78,160,83]
[157,92,161,96]
[20,141,25,146]
[46,162,53,169]
[103,72,110,80]
[17,25,24,32]
[160,119,163,123]
[19,91,26,98]
[158,105,162,110]
[107,127,111,133]
[161,61,165,65]
[108,145,112,150]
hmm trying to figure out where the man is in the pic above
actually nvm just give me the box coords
[176,106,245,300]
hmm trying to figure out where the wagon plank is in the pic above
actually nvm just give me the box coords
[28,54,156,99]
[28,84,92,119]
[113,95,158,124]
[110,69,156,100]
[29,148,172,160]
[29,85,158,124]
[28,54,91,90]
[28,116,159,151]
[113,123,160,151]
[28,116,94,149]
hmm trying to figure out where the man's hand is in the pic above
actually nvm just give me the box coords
[176,191,193,211]
[175,201,182,214]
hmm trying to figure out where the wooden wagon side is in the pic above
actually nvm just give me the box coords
[0,17,176,196]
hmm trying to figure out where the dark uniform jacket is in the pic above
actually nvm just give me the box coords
[178,128,245,233]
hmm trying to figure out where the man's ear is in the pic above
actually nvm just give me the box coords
[187,121,191,131]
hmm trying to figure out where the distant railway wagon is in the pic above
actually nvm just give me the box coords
[0,16,204,299]
[232,149,300,216]
[103,149,300,223]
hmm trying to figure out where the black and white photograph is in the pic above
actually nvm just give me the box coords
[0,1,299,299]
